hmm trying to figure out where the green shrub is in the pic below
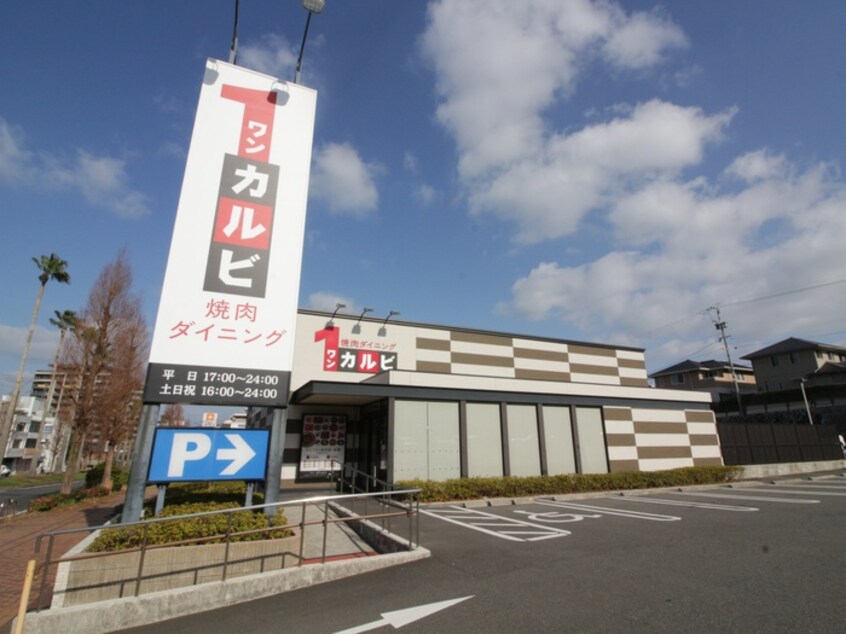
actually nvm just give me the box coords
[28,494,75,512]
[397,466,742,503]
[88,502,293,552]
[84,463,129,492]
[160,481,265,507]
[27,486,112,512]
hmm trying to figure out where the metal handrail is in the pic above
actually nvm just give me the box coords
[332,460,400,494]
[27,487,421,613]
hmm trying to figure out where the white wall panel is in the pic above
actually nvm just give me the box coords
[543,406,576,475]
[466,403,503,477]
[507,405,541,477]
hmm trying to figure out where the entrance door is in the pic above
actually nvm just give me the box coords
[360,401,389,487]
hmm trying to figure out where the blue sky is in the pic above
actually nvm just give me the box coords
[2,1,846,416]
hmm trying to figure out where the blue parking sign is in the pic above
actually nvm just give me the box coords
[148,428,269,483]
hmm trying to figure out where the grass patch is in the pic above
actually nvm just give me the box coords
[0,471,84,489]
[397,466,743,503]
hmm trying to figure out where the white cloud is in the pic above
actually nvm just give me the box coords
[310,142,379,216]
[238,33,298,79]
[415,184,436,206]
[403,151,418,174]
[424,0,846,369]
[423,0,688,179]
[423,1,699,244]
[307,292,357,315]
[725,149,788,183]
[469,100,734,244]
[53,151,150,218]
[0,116,150,218]
[602,8,688,69]
[0,324,59,370]
[507,156,846,364]
[0,118,32,183]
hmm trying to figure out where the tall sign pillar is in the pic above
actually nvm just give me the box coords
[124,59,317,522]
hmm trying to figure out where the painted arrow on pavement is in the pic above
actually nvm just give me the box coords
[334,596,473,633]
[217,433,256,475]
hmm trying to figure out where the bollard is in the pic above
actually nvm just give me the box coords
[15,559,36,634]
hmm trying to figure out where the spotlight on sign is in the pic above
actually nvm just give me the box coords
[326,302,346,328]
[378,310,400,337]
[352,306,373,334]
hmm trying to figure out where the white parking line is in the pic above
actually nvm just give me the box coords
[755,486,846,497]
[666,491,819,504]
[608,496,758,512]
[421,506,571,542]
[535,500,681,521]
[763,482,846,490]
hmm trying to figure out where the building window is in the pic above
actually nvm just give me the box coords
[543,406,576,475]
[507,404,541,477]
[770,355,779,367]
[25,439,36,449]
[393,401,460,481]
[466,403,504,477]
[670,374,685,385]
[789,352,798,364]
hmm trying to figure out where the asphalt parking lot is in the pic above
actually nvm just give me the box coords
[122,474,846,633]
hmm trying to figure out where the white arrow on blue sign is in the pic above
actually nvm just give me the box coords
[148,428,269,483]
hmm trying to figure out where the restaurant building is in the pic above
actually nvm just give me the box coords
[251,309,721,484]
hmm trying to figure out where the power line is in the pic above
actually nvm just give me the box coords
[678,339,723,362]
[722,277,846,307]
[632,310,709,342]
[633,278,846,343]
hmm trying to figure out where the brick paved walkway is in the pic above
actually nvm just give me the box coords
[0,490,147,632]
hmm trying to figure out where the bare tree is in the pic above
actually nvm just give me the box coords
[95,307,147,491]
[159,403,186,427]
[60,250,144,494]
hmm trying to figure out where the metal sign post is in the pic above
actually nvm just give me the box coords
[123,404,160,523]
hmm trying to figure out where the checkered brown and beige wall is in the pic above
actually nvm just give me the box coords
[415,330,648,387]
[604,407,722,472]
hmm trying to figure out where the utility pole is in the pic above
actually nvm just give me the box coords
[709,306,745,416]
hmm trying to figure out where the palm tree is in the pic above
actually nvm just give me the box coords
[0,254,70,467]
[31,309,77,473]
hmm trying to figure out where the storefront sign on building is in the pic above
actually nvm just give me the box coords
[314,326,398,374]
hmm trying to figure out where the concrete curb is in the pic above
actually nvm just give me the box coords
[18,546,430,634]
[51,514,121,609]
[738,459,845,479]
[329,501,418,553]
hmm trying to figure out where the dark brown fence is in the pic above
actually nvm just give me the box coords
[717,423,843,466]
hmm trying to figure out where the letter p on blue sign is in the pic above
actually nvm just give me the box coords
[148,428,269,483]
